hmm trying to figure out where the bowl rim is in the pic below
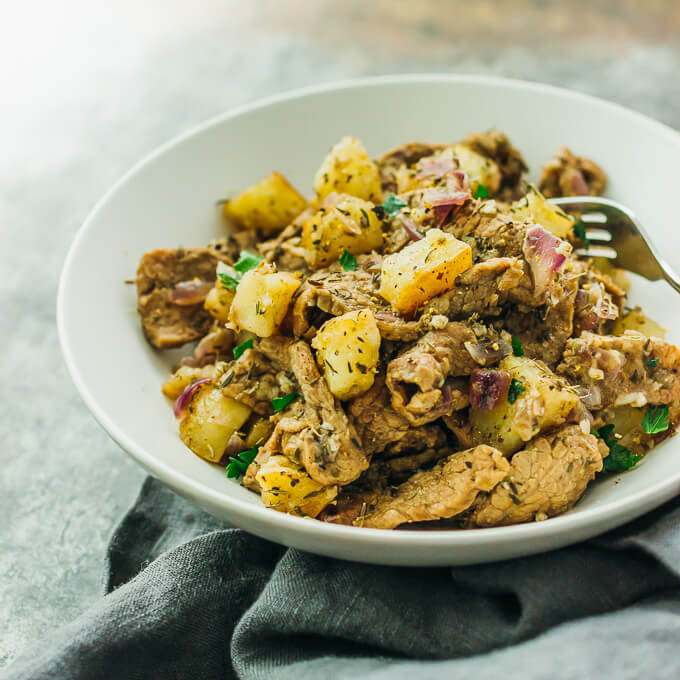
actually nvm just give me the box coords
[57,73,680,550]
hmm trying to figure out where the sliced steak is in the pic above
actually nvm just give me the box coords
[539,146,607,198]
[358,445,509,529]
[348,375,447,454]
[557,331,680,409]
[136,245,234,348]
[467,425,606,527]
[386,322,509,425]
[292,269,422,342]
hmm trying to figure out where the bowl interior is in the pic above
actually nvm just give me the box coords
[59,76,680,564]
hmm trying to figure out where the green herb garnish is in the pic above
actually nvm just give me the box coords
[511,336,524,357]
[233,338,253,360]
[233,250,263,274]
[382,193,407,218]
[596,424,642,472]
[474,183,490,199]
[272,393,300,413]
[218,272,240,291]
[572,221,589,249]
[226,446,258,479]
[507,378,525,404]
[647,357,659,369]
[642,405,670,435]
[339,249,357,272]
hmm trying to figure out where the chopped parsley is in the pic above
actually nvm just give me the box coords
[218,250,263,291]
[474,183,490,199]
[233,250,263,274]
[382,193,407,218]
[642,405,670,435]
[646,357,659,369]
[233,338,253,360]
[272,393,300,413]
[218,272,240,291]
[226,446,258,479]
[572,221,589,248]
[596,424,642,473]
[339,249,357,272]
[511,336,524,357]
[507,378,525,404]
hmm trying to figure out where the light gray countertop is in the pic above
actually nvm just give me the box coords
[1,0,679,668]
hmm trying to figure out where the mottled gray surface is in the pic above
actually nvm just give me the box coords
[1,0,679,669]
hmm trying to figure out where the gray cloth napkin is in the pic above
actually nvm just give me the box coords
[3,477,680,680]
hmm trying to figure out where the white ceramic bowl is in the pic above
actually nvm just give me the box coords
[58,75,680,566]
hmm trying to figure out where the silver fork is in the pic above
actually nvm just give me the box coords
[549,196,680,293]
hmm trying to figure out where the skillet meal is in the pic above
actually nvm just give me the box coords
[135,132,679,529]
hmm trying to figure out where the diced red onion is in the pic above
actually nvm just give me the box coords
[464,338,512,366]
[429,382,454,418]
[523,226,571,294]
[399,215,424,241]
[424,171,472,226]
[574,384,602,409]
[590,282,619,320]
[195,328,235,360]
[469,369,511,410]
[168,280,213,306]
[415,154,458,179]
[567,168,589,195]
[173,378,212,418]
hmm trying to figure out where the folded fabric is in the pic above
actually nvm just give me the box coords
[3,478,680,680]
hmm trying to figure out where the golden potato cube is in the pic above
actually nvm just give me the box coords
[228,263,301,337]
[379,228,472,314]
[256,454,338,517]
[204,262,236,323]
[511,187,574,238]
[223,171,308,235]
[611,306,666,339]
[301,194,383,268]
[470,356,579,455]
[313,136,382,203]
[451,144,502,194]
[311,309,381,400]
[179,384,252,462]
[162,364,218,400]
[245,417,275,449]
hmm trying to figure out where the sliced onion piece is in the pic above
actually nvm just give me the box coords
[523,225,572,295]
[464,337,512,366]
[168,280,213,305]
[399,214,424,241]
[173,378,212,418]
[469,369,511,411]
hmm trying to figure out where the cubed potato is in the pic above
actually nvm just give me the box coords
[162,364,219,400]
[255,454,338,517]
[204,262,236,323]
[450,144,502,194]
[311,309,381,400]
[379,228,472,314]
[179,384,252,462]
[245,417,275,449]
[301,194,383,268]
[228,263,301,337]
[590,257,630,292]
[223,171,308,235]
[611,306,666,339]
[313,136,382,203]
[471,356,579,455]
[511,187,574,238]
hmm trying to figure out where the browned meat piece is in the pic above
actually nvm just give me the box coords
[136,245,234,348]
[539,146,607,198]
[250,341,368,487]
[461,130,528,200]
[292,269,422,342]
[442,411,475,448]
[348,375,447,454]
[385,322,509,425]
[258,208,313,272]
[557,331,680,409]
[500,261,580,367]
[175,327,237,369]
[425,257,525,318]
[256,335,296,369]
[358,445,510,529]
[467,425,606,527]
[375,142,446,193]
[573,264,625,335]
[219,348,290,415]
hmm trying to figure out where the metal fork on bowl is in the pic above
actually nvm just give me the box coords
[549,196,680,292]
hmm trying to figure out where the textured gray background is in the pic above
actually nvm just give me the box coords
[1,0,679,669]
